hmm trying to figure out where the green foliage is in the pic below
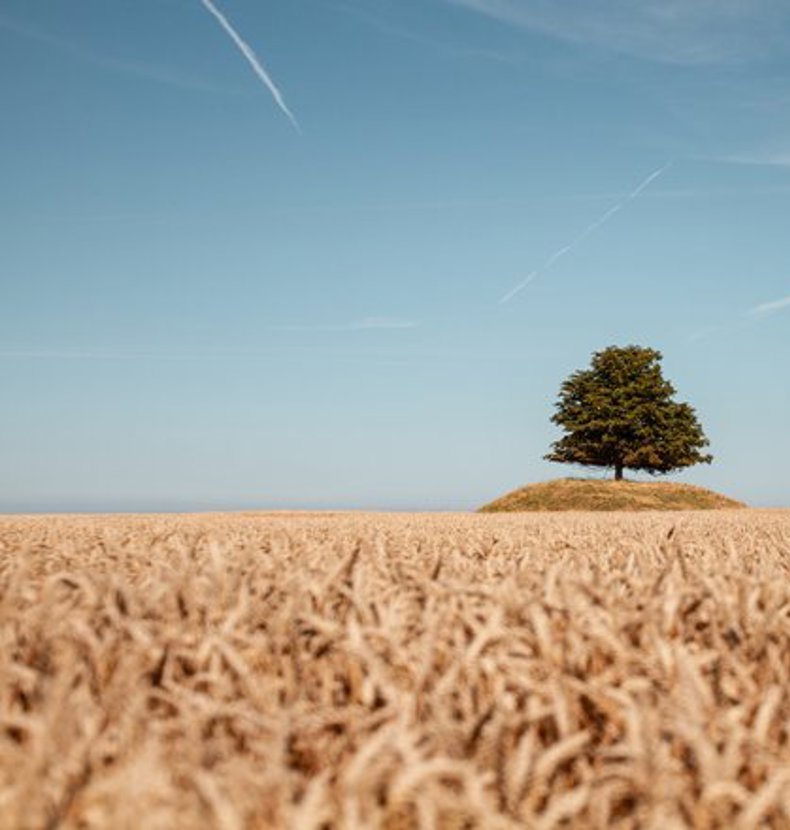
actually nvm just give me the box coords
[545,345,713,479]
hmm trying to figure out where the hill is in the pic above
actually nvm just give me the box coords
[479,478,746,512]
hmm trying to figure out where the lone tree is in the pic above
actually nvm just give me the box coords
[545,345,712,481]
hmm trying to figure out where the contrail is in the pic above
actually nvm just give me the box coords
[199,0,300,132]
[750,294,790,317]
[499,161,672,303]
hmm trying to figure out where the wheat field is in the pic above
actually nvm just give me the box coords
[1,509,789,829]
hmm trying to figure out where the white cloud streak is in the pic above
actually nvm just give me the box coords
[268,317,418,331]
[0,319,418,361]
[688,292,790,341]
[499,161,671,304]
[353,317,418,330]
[331,0,519,65]
[0,321,417,361]
[0,348,258,360]
[444,0,790,65]
[711,151,790,168]
[199,0,300,132]
[0,13,236,94]
[0,350,119,360]
[750,294,790,316]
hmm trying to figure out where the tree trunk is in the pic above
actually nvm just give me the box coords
[615,463,624,481]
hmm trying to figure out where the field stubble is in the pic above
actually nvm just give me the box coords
[1,510,790,828]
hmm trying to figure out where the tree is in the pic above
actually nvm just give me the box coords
[545,345,712,481]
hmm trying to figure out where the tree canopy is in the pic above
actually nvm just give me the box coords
[545,345,712,480]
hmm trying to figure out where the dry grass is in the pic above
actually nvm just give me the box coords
[1,509,789,828]
[480,479,746,512]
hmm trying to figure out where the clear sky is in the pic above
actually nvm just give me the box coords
[1,0,789,512]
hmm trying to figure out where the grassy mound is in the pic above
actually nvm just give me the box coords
[480,478,746,512]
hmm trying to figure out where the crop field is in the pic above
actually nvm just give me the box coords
[1,509,790,829]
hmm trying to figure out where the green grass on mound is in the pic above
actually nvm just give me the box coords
[479,478,746,513]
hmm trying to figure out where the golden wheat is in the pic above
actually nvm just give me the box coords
[1,509,789,828]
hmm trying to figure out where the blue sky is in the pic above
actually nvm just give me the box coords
[1,0,789,511]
